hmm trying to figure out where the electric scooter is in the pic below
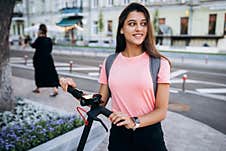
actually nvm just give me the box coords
[67,86,112,151]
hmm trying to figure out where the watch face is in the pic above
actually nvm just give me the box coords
[132,117,140,131]
[134,117,140,124]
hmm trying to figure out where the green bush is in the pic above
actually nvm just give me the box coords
[0,98,83,151]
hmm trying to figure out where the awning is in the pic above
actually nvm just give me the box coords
[60,8,82,14]
[24,24,64,33]
[56,18,80,27]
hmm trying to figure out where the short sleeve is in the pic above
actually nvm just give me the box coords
[98,58,108,84]
[158,58,170,84]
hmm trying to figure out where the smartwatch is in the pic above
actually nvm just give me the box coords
[132,117,140,131]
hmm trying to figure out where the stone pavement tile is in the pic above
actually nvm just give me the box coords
[12,76,80,113]
[162,112,226,151]
[93,134,109,151]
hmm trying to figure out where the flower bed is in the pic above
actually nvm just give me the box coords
[0,98,83,151]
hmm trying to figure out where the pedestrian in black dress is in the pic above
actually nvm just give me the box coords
[30,24,59,97]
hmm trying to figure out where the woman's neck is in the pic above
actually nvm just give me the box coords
[122,45,143,57]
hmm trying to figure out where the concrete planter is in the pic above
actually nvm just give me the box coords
[29,123,107,151]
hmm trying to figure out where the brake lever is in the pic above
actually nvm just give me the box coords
[87,108,109,132]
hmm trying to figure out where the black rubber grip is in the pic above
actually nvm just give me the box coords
[67,85,83,100]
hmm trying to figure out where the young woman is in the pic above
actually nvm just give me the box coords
[31,24,59,97]
[60,2,170,151]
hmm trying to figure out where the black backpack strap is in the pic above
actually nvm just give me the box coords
[105,53,118,97]
[150,56,161,98]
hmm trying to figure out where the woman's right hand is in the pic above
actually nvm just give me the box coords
[59,77,77,92]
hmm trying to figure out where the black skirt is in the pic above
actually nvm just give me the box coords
[33,54,59,88]
[108,122,167,151]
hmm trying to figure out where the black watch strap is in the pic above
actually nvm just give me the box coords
[132,117,140,131]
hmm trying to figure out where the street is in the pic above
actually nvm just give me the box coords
[10,49,226,134]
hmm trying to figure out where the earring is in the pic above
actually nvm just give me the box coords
[120,30,123,34]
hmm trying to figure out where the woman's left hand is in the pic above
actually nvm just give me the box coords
[109,112,135,129]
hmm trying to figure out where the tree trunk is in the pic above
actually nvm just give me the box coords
[0,0,16,111]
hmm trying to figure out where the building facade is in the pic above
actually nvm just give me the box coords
[11,0,226,49]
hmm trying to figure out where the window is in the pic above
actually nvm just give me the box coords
[208,14,217,35]
[224,14,226,35]
[13,24,16,35]
[93,21,98,34]
[124,0,130,5]
[180,17,188,34]
[65,2,68,8]
[17,25,21,35]
[140,0,148,4]
[93,0,99,8]
[72,0,78,7]
[107,20,113,36]
[108,0,114,6]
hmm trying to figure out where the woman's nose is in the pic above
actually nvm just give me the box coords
[135,24,142,31]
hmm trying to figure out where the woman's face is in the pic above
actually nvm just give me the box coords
[121,11,148,47]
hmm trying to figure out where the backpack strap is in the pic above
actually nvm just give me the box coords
[105,53,118,80]
[105,53,119,96]
[150,56,161,98]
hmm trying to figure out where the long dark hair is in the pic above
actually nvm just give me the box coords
[116,2,170,64]
[38,24,47,35]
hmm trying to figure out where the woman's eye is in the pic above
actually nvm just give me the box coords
[128,22,136,26]
[141,22,147,26]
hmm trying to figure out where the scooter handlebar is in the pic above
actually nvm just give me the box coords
[100,107,112,117]
[67,85,83,100]
[67,85,112,117]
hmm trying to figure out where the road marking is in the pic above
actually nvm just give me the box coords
[170,89,179,93]
[171,87,226,102]
[56,67,99,71]
[171,78,226,87]
[10,58,32,64]
[188,90,226,102]
[170,70,187,79]
[196,88,226,94]
[10,64,99,81]
[58,71,98,81]
[190,70,226,77]
[88,72,99,76]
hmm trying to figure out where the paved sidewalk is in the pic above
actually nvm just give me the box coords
[12,76,226,151]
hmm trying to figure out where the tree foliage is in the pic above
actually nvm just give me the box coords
[153,9,159,34]
[98,10,104,33]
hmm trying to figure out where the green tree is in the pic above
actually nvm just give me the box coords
[0,0,17,111]
[98,10,104,44]
[98,10,104,33]
[153,9,159,34]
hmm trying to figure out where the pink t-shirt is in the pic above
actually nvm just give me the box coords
[99,52,170,117]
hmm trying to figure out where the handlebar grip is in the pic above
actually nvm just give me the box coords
[101,107,113,117]
[67,85,83,100]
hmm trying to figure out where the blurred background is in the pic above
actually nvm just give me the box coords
[10,0,226,51]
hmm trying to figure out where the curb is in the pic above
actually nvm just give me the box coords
[29,122,106,151]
